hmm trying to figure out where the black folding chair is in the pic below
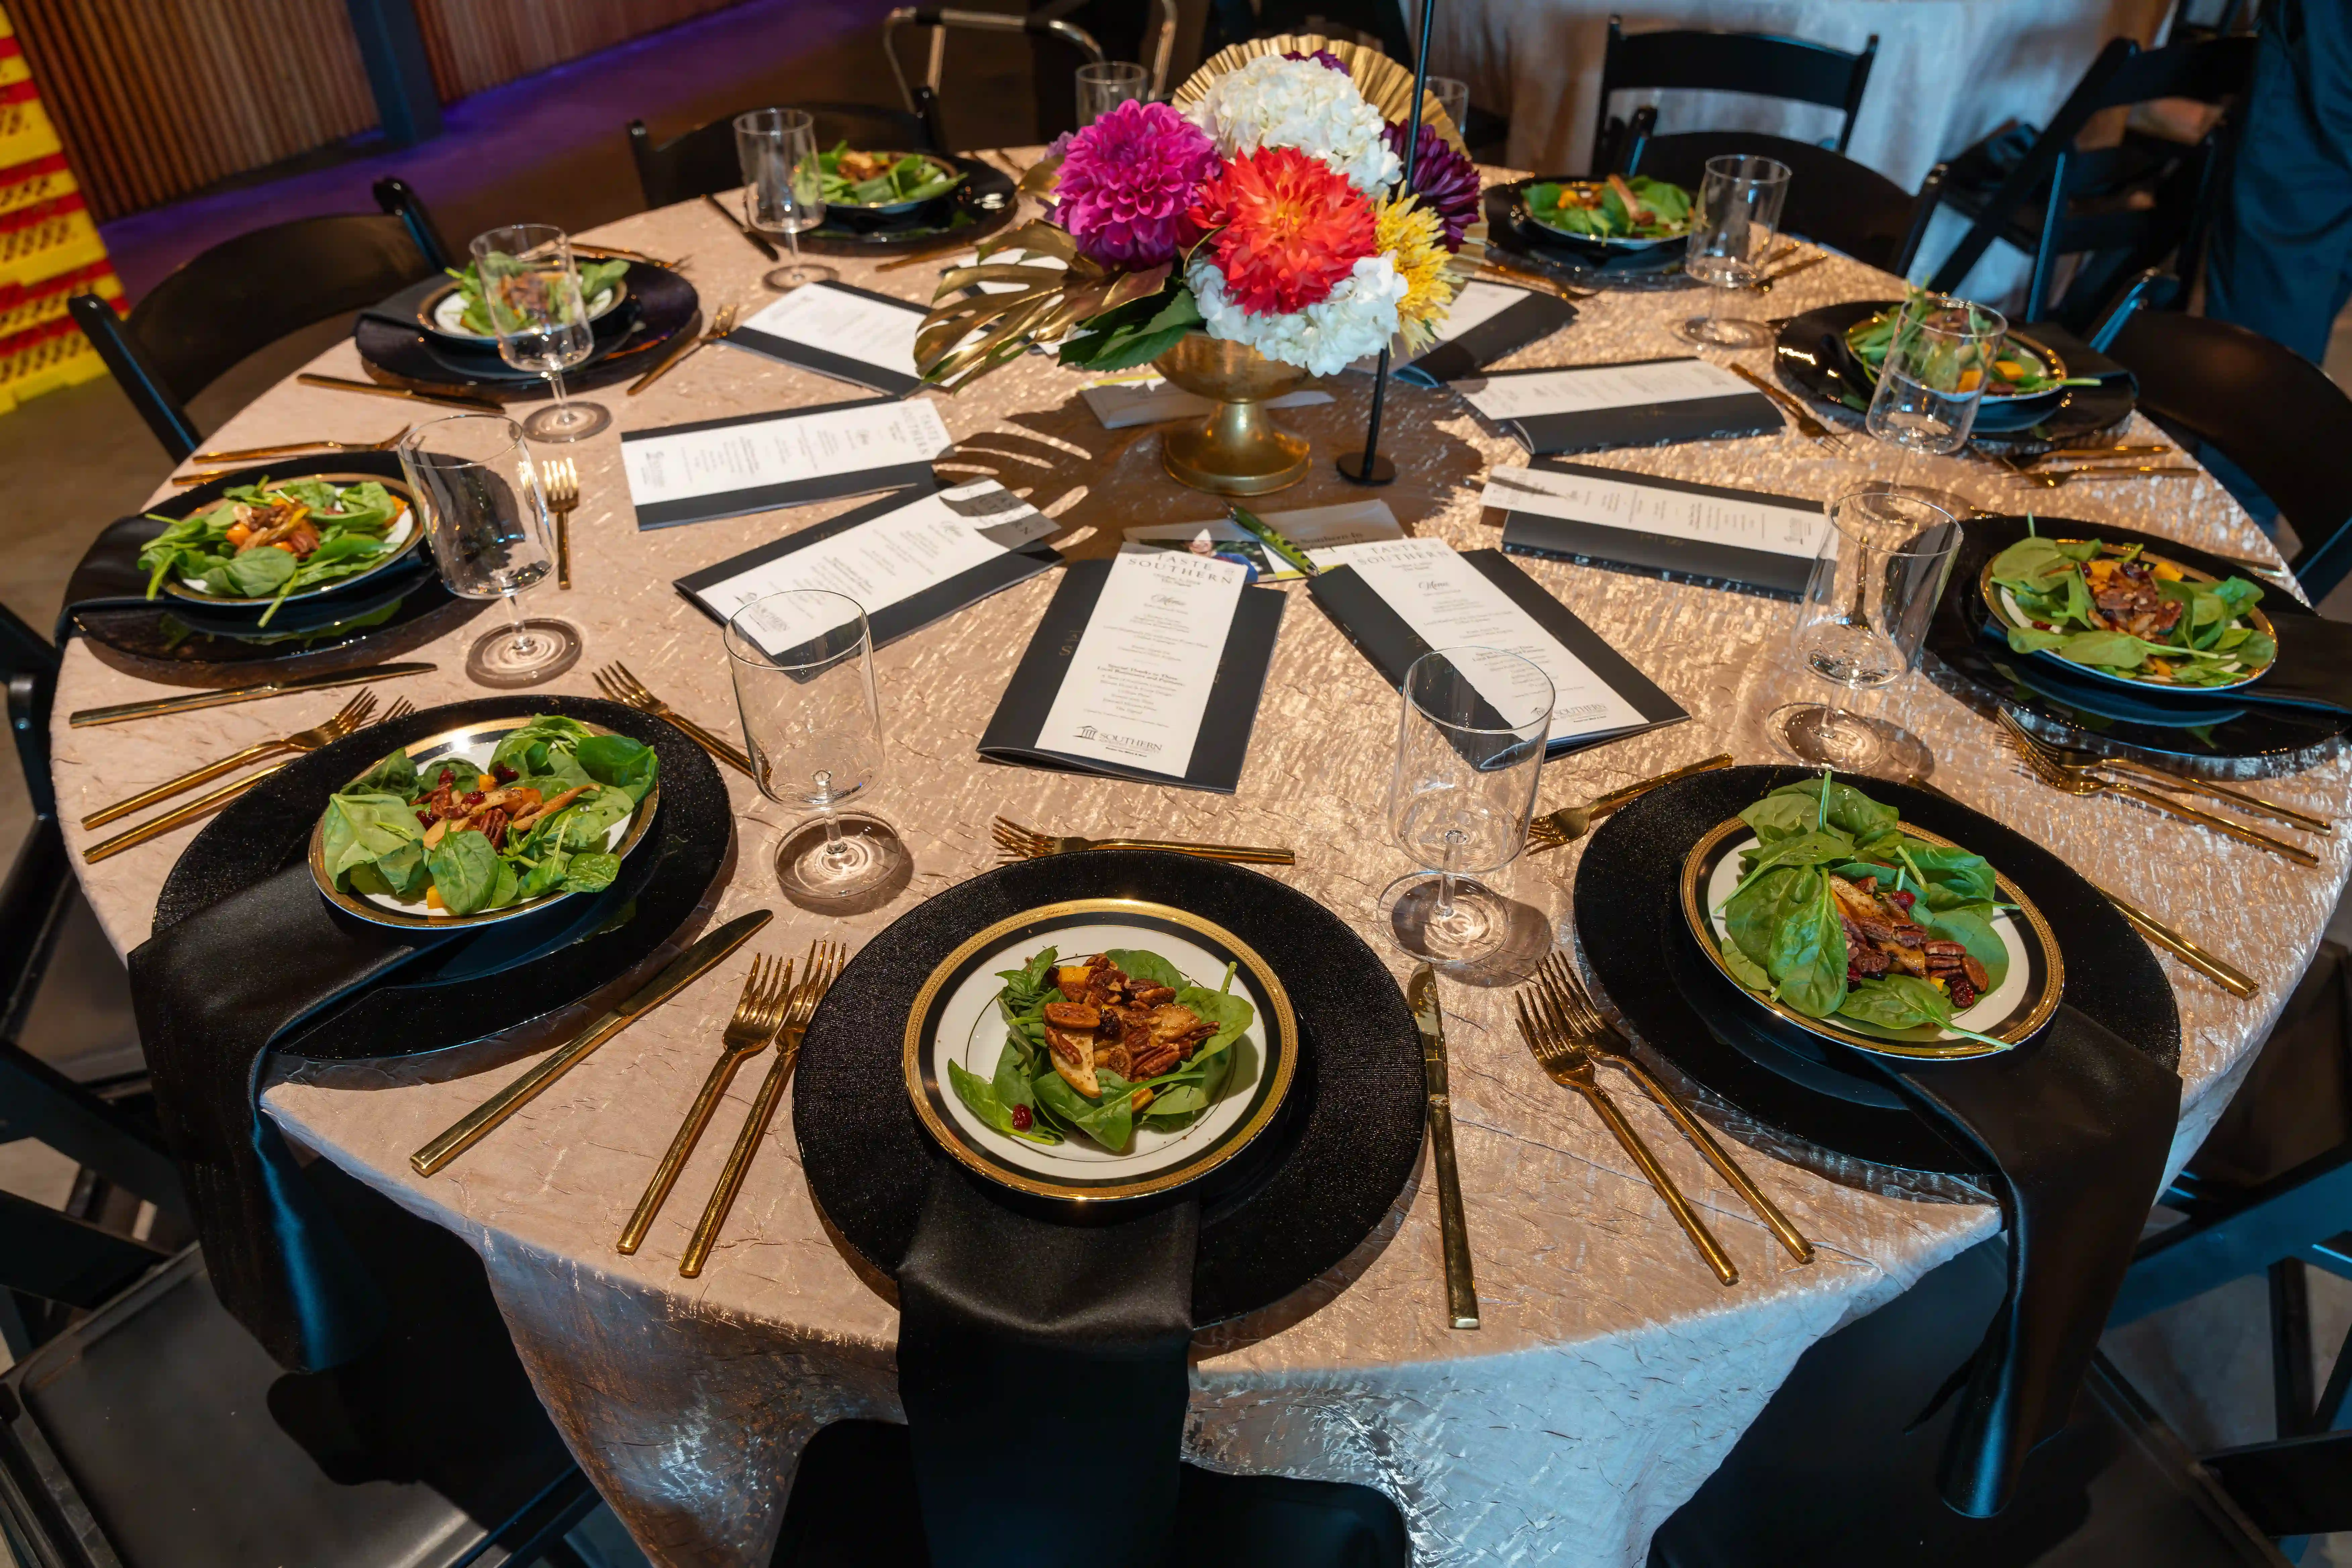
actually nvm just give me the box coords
[67,177,452,463]
[1617,120,1946,275]
[1922,33,2257,330]
[1594,13,1878,178]
[628,102,937,210]
[882,3,1178,147]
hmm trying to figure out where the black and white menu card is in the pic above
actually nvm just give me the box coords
[621,395,951,530]
[1352,280,1579,386]
[1307,536,1686,755]
[978,544,1286,793]
[1488,461,1828,598]
[726,280,928,395]
[673,478,1061,649]
[1452,356,1782,454]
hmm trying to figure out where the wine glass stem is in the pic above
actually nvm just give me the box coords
[1434,831,1464,920]
[501,592,533,653]
[545,363,569,411]
[786,225,802,271]
[814,770,850,867]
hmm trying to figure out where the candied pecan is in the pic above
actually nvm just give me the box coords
[474,807,510,850]
[1042,1001,1099,1029]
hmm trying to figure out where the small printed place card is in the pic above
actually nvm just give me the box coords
[674,478,1060,652]
[1488,461,1829,598]
[1123,499,1405,582]
[726,280,929,396]
[621,395,952,530]
[1453,356,1782,455]
[1079,375,1333,431]
[1350,280,1579,386]
[978,543,1287,793]
[1306,535,1687,755]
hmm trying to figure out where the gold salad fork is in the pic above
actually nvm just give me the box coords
[192,426,413,464]
[84,698,415,863]
[617,953,796,1255]
[628,302,739,396]
[592,662,754,777]
[1533,952,1812,1263]
[1724,363,1851,455]
[681,938,846,1277]
[990,816,1295,866]
[1994,710,2318,867]
[2008,464,2203,489]
[1996,707,2329,836]
[1528,755,1735,852]
[83,691,385,829]
[1513,990,1739,1285]
[543,455,579,590]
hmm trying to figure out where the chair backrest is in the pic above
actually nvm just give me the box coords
[1597,13,1879,168]
[2106,310,2352,601]
[627,102,936,210]
[883,8,1109,148]
[1621,130,1921,273]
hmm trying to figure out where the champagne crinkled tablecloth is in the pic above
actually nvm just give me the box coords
[49,164,2350,1566]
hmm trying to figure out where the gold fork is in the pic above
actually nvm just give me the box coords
[628,303,738,396]
[84,698,416,863]
[83,692,385,829]
[1534,952,1812,1264]
[1995,713,2319,866]
[681,938,846,1277]
[592,662,754,777]
[617,953,795,1255]
[191,426,413,464]
[1724,363,1851,455]
[1528,755,1735,853]
[1995,707,2329,836]
[2001,443,2171,472]
[1513,991,1738,1285]
[990,816,1295,866]
[543,455,579,590]
[2008,465,2203,489]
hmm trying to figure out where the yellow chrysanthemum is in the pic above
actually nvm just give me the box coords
[1375,194,1458,354]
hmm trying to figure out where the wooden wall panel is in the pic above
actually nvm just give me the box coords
[414,0,745,103]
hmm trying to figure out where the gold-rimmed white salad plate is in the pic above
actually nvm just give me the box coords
[154,471,426,608]
[418,278,628,342]
[1978,541,2280,695]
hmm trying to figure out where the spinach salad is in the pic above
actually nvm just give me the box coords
[442,256,629,337]
[1989,532,2274,688]
[320,716,657,917]
[1844,288,2094,398]
[818,145,962,207]
[1524,175,1692,241]
[139,478,410,626]
[947,947,1256,1153]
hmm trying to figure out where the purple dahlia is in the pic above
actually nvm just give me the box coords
[1050,100,1219,269]
[1282,48,1352,73]
[1383,119,1480,251]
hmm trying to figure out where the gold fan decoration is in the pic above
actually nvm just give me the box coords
[914,33,1486,392]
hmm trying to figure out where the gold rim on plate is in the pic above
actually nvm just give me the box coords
[901,897,1298,1203]
[1977,539,2279,693]
[157,471,426,607]
[306,715,661,931]
[1677,815,2064,1060]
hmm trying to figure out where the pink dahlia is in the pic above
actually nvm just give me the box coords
[1051,100,1219,269]
[1383,120,1481,251]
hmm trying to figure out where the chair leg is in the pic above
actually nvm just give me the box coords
[2316,1318,2352,1434]
[2110,1142,2352,1326]
[2271,1258,2317,1436]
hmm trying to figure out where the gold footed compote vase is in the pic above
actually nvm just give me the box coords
[1153,332,1314,496]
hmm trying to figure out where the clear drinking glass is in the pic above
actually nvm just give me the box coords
[1076,61,1150,125]
[1864,292,2008,456]
[1675,154,1791,347]
[1775,487,1964,780]
[468,224,611,444]
[724,590,909,901]
[1426,75,1471,136]
[735,108,837,292]
[397,414,583,687]
[1378,647,1553,969]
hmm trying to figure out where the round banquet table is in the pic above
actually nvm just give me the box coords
[50,158,2352,1568]
[1413,0,2174,191]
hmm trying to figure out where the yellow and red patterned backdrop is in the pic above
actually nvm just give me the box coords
[0,2,119,414]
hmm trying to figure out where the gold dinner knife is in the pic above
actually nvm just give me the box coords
[68,663,435,728]
[1408,963,1479,1330]
[411,910,774,1176]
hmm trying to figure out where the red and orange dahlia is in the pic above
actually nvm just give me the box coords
[1186,146,1378,316]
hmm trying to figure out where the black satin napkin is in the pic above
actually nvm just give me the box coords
[897,1167,1197,1568]
[1872,1005,2179,1516]
[57,513,179,631]
[127,864,459,1370]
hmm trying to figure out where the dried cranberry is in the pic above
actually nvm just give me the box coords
[492,763,517,783]
[1950,980,1978,1009]
[437,767,455,787]
[1889,889,1916,913]
[1010,1105,1033,1131]
[415,810,435,828]
[462,789,485,807]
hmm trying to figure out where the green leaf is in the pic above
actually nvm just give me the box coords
[1031,1069,1139,1152]
[1171,983,1254,1060]
[948,1060,1061,1144]
[321,792,422,887]
[1725,828,1856,906]
[1915,902,2009,992]
[574,733,658,801]
[2057,630,2156,668]
[426,830,502,916]
[1835,974,1955,1031]
[1764,868,1848,1019]
[2005,626,2072,655]
[220,546,298,597]
[1104,948,1184,989]
[1715,933,1772,992]
[349,747,419,798]
[557,851,620,893]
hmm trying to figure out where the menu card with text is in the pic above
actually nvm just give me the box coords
[621,395,952,530]
[1352,280,1579,386]
[727,280,928,395]
[1453,356,1781,454]
[1488,461,1828,597]
[978,544,1286,792]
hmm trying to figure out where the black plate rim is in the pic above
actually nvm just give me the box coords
[794,154,1018,255]
[354,262,698,397]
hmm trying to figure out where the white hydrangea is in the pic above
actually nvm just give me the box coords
[1188,252,1407,376]
[1185,54,1401,198]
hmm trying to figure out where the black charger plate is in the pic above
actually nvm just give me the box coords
[152,695,731,1061]
[1481,181,1697,291]
[353,262,698,398]
[794,154,1017,255]
[1923,514,2344,765]
[1576,765,2179,1180]
[793,851,1426,1325]
[1772,301,2136,452]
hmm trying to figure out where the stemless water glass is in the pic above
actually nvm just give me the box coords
[1775,487,1964,780]
[1379,647,1553,969]
[735,108,837,292]
[1075,61,1149,125]
[1675,154,1791,347]
[397,414,582,686]
[469,225,611,443]
[1864,292,2007,456]
[1426,76,1471,136]
[724,590,909,901]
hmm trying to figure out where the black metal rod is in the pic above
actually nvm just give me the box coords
[1347,0,1440,482]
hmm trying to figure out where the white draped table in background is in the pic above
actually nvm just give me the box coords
[46,161,2350,1566]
